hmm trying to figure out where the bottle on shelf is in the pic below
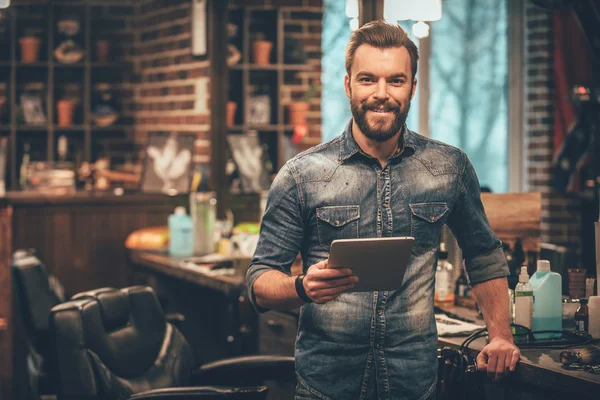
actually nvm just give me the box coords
[509,238,525,290]
[57,135,68,162]
[168,206,194,257]
[530,259,563,339]
[514,266,533,330]
[574,298,589,333]
[19,142,30,189]
[434,242,454,308]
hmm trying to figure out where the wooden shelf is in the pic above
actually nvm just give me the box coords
[53,63,86,69]
[2,0,136,190]
[54,126,87,131]
[91,125,134,131]
[229,63,312,71]
[15,126,48,132]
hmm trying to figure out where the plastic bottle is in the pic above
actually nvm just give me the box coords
[168,206,194,257]
[574,298,589,333]
[588,296,600,339]
[514,266,533,330]
[530,259,562,339]
[434,243,454,307]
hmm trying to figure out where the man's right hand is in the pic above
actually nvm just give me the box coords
[303,260,358,304]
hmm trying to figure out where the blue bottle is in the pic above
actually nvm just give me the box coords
[530,259,562,339]
[168,206,194,257]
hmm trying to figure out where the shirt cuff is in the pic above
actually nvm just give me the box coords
[465,247,510,285]
[245,263,275,313]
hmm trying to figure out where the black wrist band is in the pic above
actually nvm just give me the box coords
[295,274,312,303]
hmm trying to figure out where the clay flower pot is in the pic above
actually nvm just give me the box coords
[226,101,237,127]
[288,102,309,125]
[56,100,75,127]
[252,40,273,65]
[19,36,41,63]
[96,39,110,63]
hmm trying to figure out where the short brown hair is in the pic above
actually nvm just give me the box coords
[345,20,419,80]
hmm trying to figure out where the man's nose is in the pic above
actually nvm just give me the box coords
[373,80,389,100]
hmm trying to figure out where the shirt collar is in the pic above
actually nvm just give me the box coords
[338,119,416,164]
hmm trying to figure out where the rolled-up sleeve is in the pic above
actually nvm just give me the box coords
[446,153,510,285]
[245,164,304,312]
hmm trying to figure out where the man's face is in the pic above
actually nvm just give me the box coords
[345,45,416,143]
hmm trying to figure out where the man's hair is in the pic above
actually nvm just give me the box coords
[345,20,419,80]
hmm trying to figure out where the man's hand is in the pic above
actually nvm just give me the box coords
[303,260,358,303]
[476,337,520,381]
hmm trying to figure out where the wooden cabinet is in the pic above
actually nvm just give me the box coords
[259,310,297,356]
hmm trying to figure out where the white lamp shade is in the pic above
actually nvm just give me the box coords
[411,0,442,21]
[384,0,442,22]
[345,0,359,18]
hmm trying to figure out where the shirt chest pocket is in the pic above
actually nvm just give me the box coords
[316,206,360,249]
[410,202,449,251]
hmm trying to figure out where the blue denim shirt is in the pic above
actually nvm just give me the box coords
[246,121,509,400]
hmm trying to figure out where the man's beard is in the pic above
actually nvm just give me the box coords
[350,92,411,143]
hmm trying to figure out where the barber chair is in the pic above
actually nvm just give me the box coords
[50,285,296,400]
[11,249,65,398]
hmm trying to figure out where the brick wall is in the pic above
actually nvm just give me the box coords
[132,0,211,162]
[131,0,323,162]
[524,1,581,259]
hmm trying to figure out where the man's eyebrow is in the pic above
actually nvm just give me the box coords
[355,72,409,79]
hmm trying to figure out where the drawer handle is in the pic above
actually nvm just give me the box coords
[267,320,283,329]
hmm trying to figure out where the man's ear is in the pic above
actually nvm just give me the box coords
[411,78,418,100]
[344,74,352,99]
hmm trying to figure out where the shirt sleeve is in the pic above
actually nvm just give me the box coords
[245,164,305,312]
[446,153,510,285]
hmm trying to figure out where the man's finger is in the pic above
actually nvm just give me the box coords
[312,267,354,279]
[509,349,520,372]
[309,282,357,298]
[494,354,505,381]
[309,276,358,290]
[504,352,512,374]
[486,351,498,380]
[476,351,488,372]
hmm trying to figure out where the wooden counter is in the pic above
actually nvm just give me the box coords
[130,251,600,400]
[437,306,599,399]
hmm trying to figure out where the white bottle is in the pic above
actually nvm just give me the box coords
[514,266,533,330]
[589,296,600,339]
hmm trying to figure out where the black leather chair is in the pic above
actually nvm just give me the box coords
[50,285,295,400]
[11,249,65,398]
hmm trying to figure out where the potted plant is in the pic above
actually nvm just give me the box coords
[252,33,273,65]
[19,33,41,63]
[288,80,317,126]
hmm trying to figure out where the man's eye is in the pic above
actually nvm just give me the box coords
[359,77,372,82]
[390,79,405,85]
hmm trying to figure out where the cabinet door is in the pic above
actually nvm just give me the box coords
[259,310,297,356]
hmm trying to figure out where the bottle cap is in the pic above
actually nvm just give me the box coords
[174,206,186,216]
[519,266,529,283]
[580,298,588,305]
[537,259,550,272]
[438,242,448,259]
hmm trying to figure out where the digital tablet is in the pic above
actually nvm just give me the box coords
[328,237,415,292]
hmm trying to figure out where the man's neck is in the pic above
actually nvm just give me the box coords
[351,121,402,167]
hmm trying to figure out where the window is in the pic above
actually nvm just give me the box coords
[428,0,509,193]
[321,0,353,142]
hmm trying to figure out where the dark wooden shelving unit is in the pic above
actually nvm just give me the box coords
[0,0,135,190]
[227,5,314,171]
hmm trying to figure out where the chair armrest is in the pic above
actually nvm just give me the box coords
[192,355,295,387]
[128,385,268,400]
[165,312,185,330]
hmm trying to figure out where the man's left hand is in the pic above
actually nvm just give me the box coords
[476,337,520,381]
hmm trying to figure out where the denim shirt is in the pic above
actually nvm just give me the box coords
[246,121,509,400]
